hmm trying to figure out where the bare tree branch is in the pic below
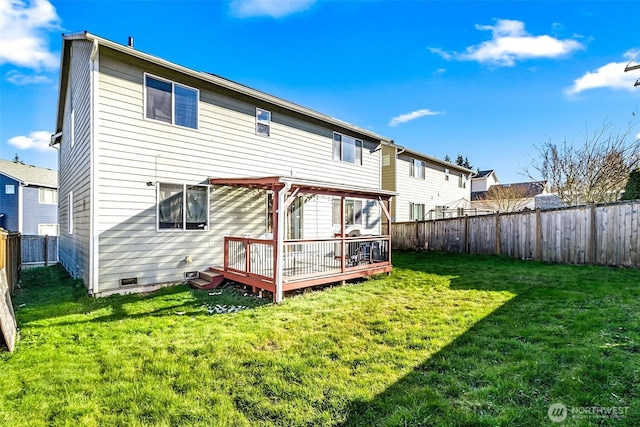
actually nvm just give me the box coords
[523,121,640,205]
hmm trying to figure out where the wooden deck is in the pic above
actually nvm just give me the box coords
[216,235,392,297]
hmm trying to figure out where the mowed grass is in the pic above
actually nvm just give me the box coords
[0,252,638,426]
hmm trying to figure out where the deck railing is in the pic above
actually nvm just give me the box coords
[223,235,391,284]
[224,237,276,282]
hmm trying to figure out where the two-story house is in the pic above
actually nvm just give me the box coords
[51,32,395,302]
[381,145,473,222]
[0,159,58,235]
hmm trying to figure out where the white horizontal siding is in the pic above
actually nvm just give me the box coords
[92,48,384,293]
[394,154,471,222]
[58,40,93,285]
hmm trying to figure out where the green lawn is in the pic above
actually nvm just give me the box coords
[1,252,639,426]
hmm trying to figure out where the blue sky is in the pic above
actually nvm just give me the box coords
[1,0,640,183]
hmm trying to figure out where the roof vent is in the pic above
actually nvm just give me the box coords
[128,36,134,48]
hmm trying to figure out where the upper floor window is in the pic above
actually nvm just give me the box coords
[157,183,209,231]
[256,108,271,137]
[145,75,198,129]
[458,174,467,188]
[5,185,15,195]
[410,158,426,179]
[39,188,58,204]
[445,168,450,181]
[333,132,363,165]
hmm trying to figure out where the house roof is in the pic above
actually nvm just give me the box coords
[396,147,475,174]
[0,159,58,188]
[471,181,546,201]
[209,176,397,200]
[474,170,495,179]
[54,31,394,146]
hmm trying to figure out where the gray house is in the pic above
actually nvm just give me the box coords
[0,159,58,235]
[52,32,395,301]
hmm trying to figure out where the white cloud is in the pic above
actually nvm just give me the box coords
[566,50,640,94]
[229,0,315,18]
[8,131,55,151]
[389,109,441,127]
[0,0,60,70]
[430,19,584,67]
[5,69,50,85]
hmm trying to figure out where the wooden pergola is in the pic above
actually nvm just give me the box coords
[208,176,395,302]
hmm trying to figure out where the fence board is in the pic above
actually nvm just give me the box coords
[0,230,20,295]
[393,200,640,269]
[21,235,59,268]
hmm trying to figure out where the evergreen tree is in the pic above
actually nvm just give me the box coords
[444,155,451,163]
[462,156,472,169]
[622,168,640,200]
[455,154,464,166]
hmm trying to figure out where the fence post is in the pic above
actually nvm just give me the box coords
[464,215,469,254]
[535,208,542,261]
[44,235,49,267]
[590,204,597,265]
[495,212,501,255]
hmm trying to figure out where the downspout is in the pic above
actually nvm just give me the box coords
[274,180,292,303]
[89,37,99,295]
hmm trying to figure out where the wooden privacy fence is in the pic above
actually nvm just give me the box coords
[393,200,640,268]
[0,229,21,294]
[21,235,58,269]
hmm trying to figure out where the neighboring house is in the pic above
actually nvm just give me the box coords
[0,159,58,235]
[470,169,500,194]
[471,179,562,213]
[52,32,395,301]
[381,145,474,221]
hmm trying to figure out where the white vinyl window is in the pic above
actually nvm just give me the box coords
[333,132,363,165]
[145,74,198,129]
[410,202,425,221]
[39,188,58,204]
[5,185,15,195]
[458,174,467,188]
[38,224,59,236]
[410,158,426,179]
[256,108,271,137]
[445,168,450,181]
[332,198,363,226]
[157,183,209,231]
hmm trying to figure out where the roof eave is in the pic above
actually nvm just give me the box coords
[63,31,393,144]
[396,146,475,174]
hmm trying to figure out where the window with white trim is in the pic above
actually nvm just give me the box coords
[445,168,450,181]
[145,75,198,129]
[256,108,271,137]
[333,132,363,164]
[39,188,58,204]
[157,183,209,230]
[410,202,425,221]
[332,198,363,226]
[5,185,14,195]
[458,173,467,188]
[38,224,59,236]
[410,158,426,179]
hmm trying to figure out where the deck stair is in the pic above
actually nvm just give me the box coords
[189,270,225,290]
